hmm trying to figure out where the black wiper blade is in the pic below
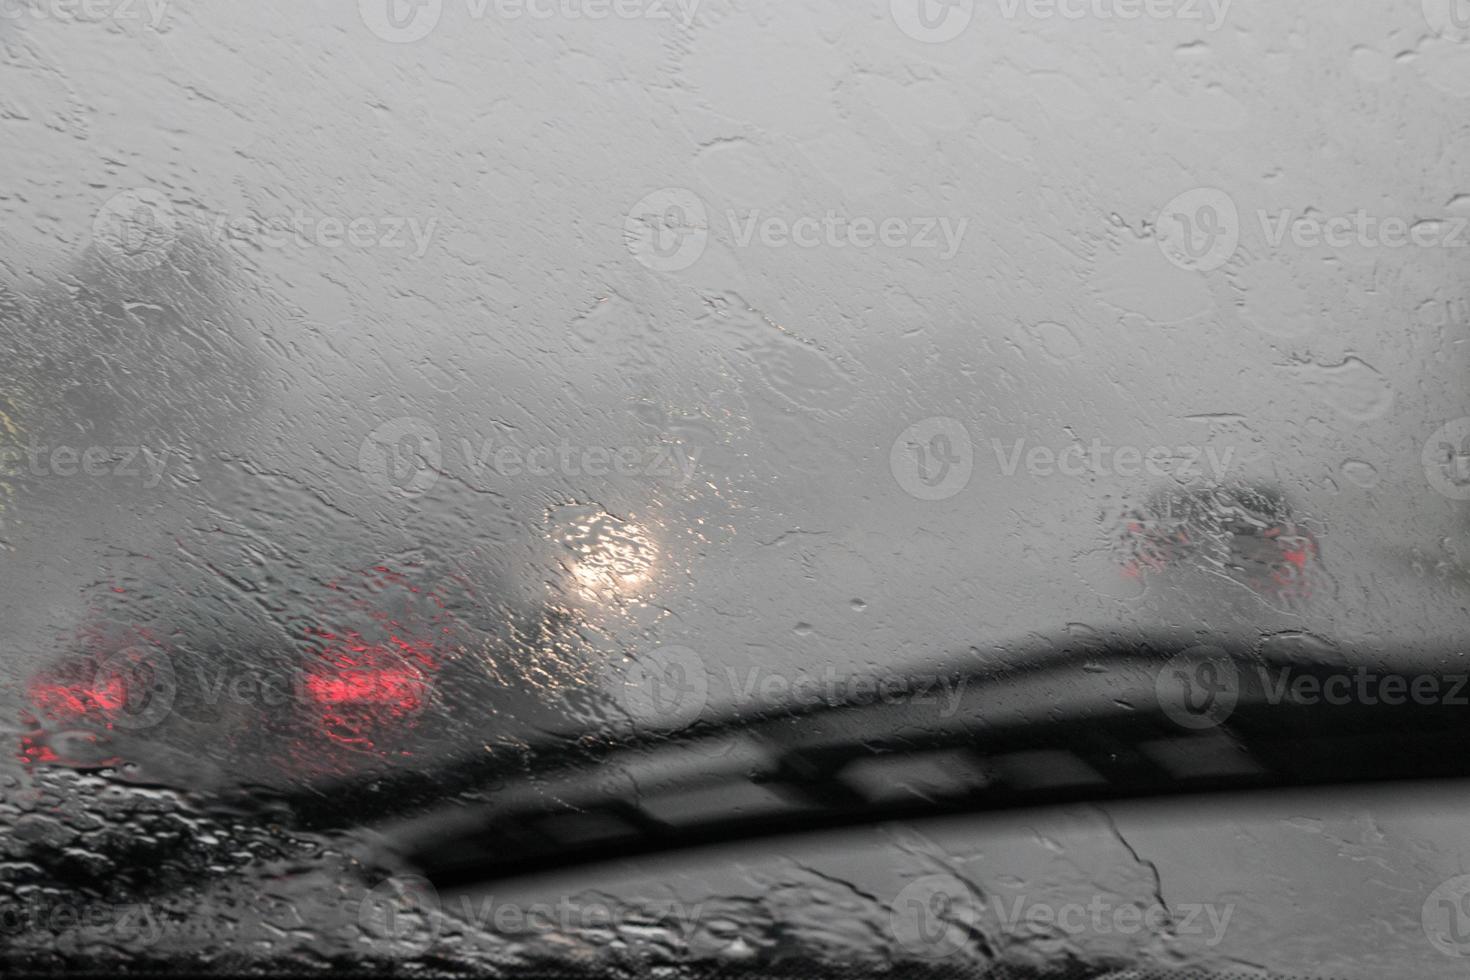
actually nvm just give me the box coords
[326,636,1470,890]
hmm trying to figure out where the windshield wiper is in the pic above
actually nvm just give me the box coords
[295,634,1470,889]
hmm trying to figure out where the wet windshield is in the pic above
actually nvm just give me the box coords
[2,0,1469,974]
